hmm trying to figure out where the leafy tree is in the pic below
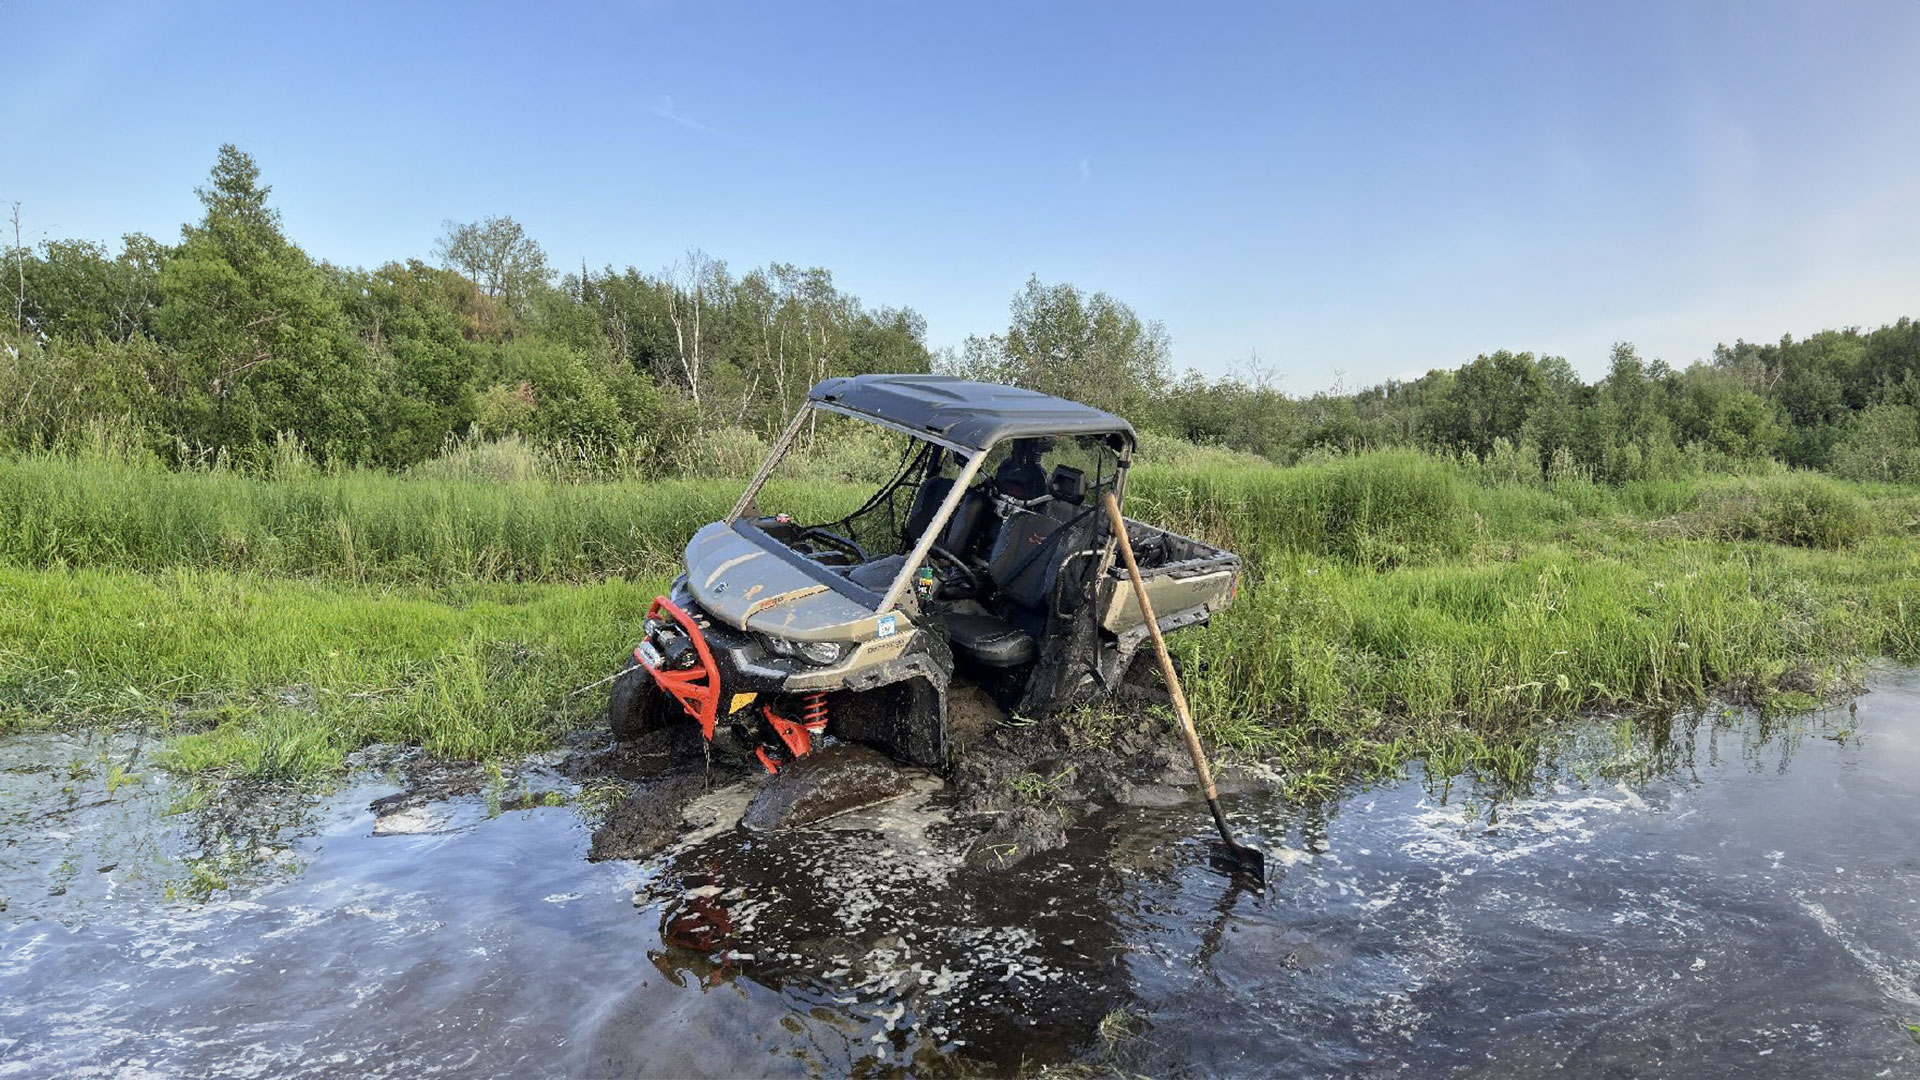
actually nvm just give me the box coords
[1422,350,1545,457]
[1159,361,1301,459]
[151,145,376,460]
[1668,364,1785,463]
[1517,355,1587,471]
[953,276,1169,419]
[335,259,488,464]
[13,234,166,342]
[1860,318,1920,403]
[434,216,551,332]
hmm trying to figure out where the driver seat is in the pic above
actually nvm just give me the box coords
[904,476,989,557]
[945,612,1036,667]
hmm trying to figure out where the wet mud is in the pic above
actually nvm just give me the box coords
[5,674,1920,1077]
[741,745,925,832]
[580,674,1223,872]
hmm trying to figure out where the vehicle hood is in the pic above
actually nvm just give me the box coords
[683,522,884,641]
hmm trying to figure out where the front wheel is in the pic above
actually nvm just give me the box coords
[610,661,671,742]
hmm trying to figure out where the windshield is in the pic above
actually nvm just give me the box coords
[729,408,950,598]
[730,405,1125,609]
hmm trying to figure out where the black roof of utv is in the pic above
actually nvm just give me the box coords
[808,374,1135,453]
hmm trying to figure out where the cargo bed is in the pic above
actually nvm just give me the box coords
[1095,519,1240,636]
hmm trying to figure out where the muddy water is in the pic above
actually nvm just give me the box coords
[4,672,1919,1078]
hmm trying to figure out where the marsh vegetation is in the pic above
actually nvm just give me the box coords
[2,440,1912,798]
[3,145,1918,794]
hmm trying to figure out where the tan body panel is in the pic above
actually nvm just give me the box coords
[1095,517,1237,632]
[1097,568,1235,632]
[684,523,892,643]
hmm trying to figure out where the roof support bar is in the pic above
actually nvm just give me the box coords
[877,448,988,614]
[725,403,813,526]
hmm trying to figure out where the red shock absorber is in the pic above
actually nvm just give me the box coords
[757,691,832,774]
[797,691,829,735]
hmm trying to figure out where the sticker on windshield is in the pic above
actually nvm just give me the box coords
[875,614,898,638]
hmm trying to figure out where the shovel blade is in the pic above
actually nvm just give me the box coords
[1207,842,1268,886]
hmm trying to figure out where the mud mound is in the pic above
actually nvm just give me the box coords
[565,724,713,784]
[580,676,1266,871]
[588,774,726,861]
[944,705,1215,867]
[367,763,487,822]
[742,746,924,832]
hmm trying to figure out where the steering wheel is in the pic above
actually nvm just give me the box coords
[923,545,983,599]
[799,527,867,562]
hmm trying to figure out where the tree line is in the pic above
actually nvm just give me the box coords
[1,146,931,471]
[5,145,1918,483]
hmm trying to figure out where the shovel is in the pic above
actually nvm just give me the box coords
[1102,493,1267,886]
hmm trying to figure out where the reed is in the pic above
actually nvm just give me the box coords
[2,447,1911,788]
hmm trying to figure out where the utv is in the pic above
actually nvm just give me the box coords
[611,375,1241,773]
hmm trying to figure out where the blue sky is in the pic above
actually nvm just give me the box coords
[3,1,1917,390]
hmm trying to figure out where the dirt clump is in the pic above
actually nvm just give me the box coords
[564,724,712,784]
[946,702,1224,868]
[588,773,731,861]
[741,745,924,832]
[366,760,488,821]
[943,680,1006,753]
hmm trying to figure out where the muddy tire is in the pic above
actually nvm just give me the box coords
[826,679,948,770]
[610,662,670,742]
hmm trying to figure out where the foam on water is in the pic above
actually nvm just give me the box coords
[4,672,1920,1075]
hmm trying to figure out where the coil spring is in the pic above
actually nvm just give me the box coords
[797,690,829,730]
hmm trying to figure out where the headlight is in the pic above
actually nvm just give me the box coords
[797,640,847,665]
[765,636,848,666]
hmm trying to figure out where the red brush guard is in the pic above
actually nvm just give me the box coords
[635,596,722,740]
[635,596,827,775]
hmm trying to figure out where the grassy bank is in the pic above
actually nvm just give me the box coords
[0,566,667,775]
[2,448,1914,792]
[1183,535,1919,794]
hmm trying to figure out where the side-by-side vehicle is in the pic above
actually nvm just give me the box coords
[610,374,1241,772]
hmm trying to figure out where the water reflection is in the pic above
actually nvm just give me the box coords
[634,787,1147,1074]
[1,674,1915,1077]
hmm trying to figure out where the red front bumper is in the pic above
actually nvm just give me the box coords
[635,596,722,740]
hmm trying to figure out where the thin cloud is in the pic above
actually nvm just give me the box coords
[651,95,737,142]
[1078,156,1091,183]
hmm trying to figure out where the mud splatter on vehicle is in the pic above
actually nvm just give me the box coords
[610,374,1240,784]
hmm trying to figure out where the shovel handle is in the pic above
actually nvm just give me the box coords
[1102,493,1220,804]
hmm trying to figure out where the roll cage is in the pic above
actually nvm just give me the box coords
[725,384,1136,616]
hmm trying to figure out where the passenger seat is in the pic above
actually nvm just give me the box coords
[940,467,1095,669]
[940,510,1061,669]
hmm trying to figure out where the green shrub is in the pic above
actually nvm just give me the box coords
[1134,430,1271,471]
[408,433,545,484]
[1698,474,1874,550]
[789,418,910,486]
[1828,404,1920,484]
[668,425,770,478]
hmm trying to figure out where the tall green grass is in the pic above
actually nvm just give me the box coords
[0,454,866,584]
[0,565,669,775]
[1130,450,1474,566]
[4,446,1893,583]
[1,446,1912,787]
[1180,537,1918,762]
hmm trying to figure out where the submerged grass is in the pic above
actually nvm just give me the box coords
[0,447,1913,789]
[1177,533,1920,793]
